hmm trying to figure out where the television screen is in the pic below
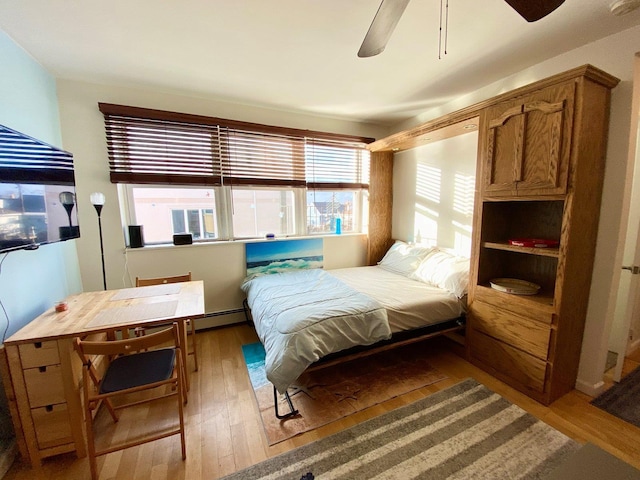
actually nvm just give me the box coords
[0,124,79,253]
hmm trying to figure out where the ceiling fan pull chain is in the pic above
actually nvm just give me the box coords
[444,0,449,56]
[438,0,443,59]
[439,0,450,59]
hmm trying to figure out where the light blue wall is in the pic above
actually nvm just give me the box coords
[0,29,83,337]
[0,29,83,449]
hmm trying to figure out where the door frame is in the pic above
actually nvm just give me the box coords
[608,52,640,381]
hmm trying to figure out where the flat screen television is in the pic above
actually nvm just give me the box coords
[0,124,79,253]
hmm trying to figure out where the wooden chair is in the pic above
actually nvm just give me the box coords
[134,272,199,371]
[74,324,187,480]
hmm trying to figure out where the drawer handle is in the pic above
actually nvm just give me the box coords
[45,405,53,412]
[34,342,42,349]
[38,366,47,373]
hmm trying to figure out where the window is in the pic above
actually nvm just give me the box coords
[171,208,215,239]
[128,186,217,244]
[231,188,296,238]
[307,190,361,234]
[101,104,373,244]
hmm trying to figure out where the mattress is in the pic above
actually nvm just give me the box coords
[241,268,391,393]
[328,265,466,333]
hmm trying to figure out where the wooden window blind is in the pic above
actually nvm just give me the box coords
[305,138,370,190]
[99,103,373,188]
[221,128,306,187]
[100,107,223,186]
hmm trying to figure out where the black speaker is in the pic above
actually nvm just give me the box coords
[173,233,193,245]
[128,225,144,248]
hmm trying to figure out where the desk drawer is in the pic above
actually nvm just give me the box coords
[470,301,551,360]
[19,341,60,368]
[31,403,73,450]
[24,365,66,408]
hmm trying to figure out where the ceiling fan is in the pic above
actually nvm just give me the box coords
[357,0,567,57]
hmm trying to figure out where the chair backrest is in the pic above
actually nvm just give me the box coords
[75,323,180,360]
[135,272,192,287]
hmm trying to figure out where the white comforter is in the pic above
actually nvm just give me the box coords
[330,266,465,332]
[241,268,391,393]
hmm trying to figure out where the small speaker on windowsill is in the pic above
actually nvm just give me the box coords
[128,225,144,248]
[173,234,193,246]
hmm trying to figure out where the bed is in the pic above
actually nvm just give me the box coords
[241,240,469,417]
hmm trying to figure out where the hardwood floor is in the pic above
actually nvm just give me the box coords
[4,324,640,479]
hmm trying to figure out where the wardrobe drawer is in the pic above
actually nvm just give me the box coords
[470,301,551,360]
[23,364,66,408]
[470,330,547,393]
[31,403,73,450]
[19,341,60,368]
[474,287,553,324]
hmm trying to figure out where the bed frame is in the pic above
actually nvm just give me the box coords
[242,299,465,419]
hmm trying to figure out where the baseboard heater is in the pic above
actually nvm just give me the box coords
[203,308,245,318]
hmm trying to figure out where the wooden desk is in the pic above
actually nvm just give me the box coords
[0,281,204,469]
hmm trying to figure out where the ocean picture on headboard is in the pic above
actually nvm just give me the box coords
[246,238,323,277]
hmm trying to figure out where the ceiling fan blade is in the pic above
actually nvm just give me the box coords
[358,0,410,58]
[504,0,566,22]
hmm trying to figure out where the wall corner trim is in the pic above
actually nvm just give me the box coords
[574,378,605,397]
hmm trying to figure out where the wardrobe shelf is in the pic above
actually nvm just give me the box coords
[482,241,560,258]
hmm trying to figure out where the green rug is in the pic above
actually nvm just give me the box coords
[223,378,579,479]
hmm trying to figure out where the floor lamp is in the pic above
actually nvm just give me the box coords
[90,192,107,290]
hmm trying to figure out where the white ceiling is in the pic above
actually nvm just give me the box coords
[1,0,640,126]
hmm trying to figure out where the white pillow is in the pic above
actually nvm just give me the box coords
[411,249,470,298]
[378,241,434,277]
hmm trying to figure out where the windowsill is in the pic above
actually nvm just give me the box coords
[125,232,367,252]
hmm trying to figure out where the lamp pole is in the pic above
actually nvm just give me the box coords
[90,192,107,290]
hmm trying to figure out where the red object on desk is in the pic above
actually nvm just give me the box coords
[55,301,68,312]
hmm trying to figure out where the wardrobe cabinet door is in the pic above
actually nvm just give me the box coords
[482,81,575,197]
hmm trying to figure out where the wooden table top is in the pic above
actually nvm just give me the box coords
[5,281,205,345]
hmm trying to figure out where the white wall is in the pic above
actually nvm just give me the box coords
[121,234,367,328]
[392,25,640,394]
[56,80,385,325]
[392,132,478,257]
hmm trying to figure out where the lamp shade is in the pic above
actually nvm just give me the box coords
[59,191,75,206]
[90,192,106,206]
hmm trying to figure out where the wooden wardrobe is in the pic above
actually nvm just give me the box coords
[368,64,620,405]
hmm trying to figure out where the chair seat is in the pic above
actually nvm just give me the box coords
[100,348,176,394]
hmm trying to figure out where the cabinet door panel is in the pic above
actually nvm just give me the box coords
[482,82,575,197]
[484,102,522,195]
[518,98,567,194]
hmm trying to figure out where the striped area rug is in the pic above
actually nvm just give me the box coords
[222,378,579,479]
